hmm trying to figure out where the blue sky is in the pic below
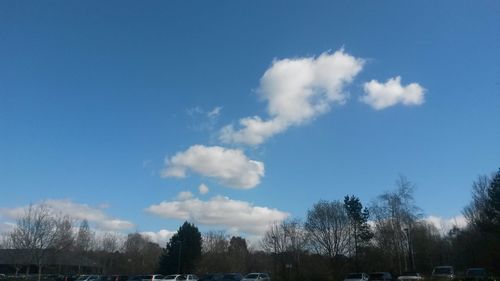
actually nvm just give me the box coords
[1,0,499,245]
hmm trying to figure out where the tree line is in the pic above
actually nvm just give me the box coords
[1,169,499,281]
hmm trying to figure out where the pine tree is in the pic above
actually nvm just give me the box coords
[158,221,202,274]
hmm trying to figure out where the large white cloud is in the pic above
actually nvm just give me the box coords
[0,199,134,231]
[220,50,364,146]
[361,76,425,110]
[146,196,289,235]
[161,145,265,189]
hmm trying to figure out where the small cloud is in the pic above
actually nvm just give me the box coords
[186,106,222,132]
[142,160,152,168]
[177,191,194,200]
[146,195,289,236]
[361,76,425,110]
[198,183,209,195]
[207,106,222,118]
[161,145,265,189]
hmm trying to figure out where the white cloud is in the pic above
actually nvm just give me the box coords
[140,229,176,247]
[161,145,265,189]
[423,215,467,235]
[220,49,364,146]
[198,183,209,195]
[361,76,425,110]
[146,196,289,235]
[0,199,135,231]
[177,191,194,200]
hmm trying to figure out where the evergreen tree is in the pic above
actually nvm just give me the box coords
[158,222,202,274]
[483,168,500,233]
[344,195,373,270]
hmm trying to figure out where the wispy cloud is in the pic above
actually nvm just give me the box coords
[361,76,425,110]
[0,199,135,231]
[219,50,364,146]
[186,106,223,132]
[161,145,265,189]
[146,195,289,235]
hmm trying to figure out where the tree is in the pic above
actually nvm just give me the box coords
[158,222,202,274]
[483,169,500,233]
[261,219,307,281]
[305,200,349,259]
[344,195,372,271]
[370,176,421,273]
[123,232,162,274]
[75,219,95,273]
[228,236,249,272]
[8,204,61,281]
[198,231,229,273]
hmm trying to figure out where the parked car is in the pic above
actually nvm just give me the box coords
[432,266,455,280]
[241,273,270,281]
[162,275,185,281]
[185,275,198,281]
[198,274,223,281]
[369,272,393,281]
[76,275,100,281]
[222,274,243,281]
[464,268,495,281]
[142,275,164,281]
[127,276,143,281]
[397,272,423,281]
[344,273,369,281]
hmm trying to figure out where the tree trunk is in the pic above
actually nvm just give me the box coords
[38,262,42,281]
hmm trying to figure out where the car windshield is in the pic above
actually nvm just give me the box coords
[245,274,259,279]
[434,268,452,274]
[347,274,363,279]
[466,269,485,277]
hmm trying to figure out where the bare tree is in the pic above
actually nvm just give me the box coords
[8,204,61,281]
[370,176,421,273]
[261,219,307,281]
[198,230,230,273]
[100,232,122,253]
[305,200,350,259]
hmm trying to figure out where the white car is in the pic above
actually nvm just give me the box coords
[241,273,270,281]
[185,275,198,281]
[344,273,369,281]
[142,275,164,281]
[162,275,198,281]
[77,276,100,281]
[163,275,184,281]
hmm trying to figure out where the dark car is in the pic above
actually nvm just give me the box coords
[199,274,224,281]
[222,274,243,281]
[464,268,495,281]
[369,273,393,281]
